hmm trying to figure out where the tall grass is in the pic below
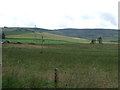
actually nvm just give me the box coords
[2,44,118,88]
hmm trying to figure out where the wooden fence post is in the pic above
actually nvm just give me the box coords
[54,68,58,88]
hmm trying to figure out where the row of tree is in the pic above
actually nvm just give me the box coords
[91,37,102,44]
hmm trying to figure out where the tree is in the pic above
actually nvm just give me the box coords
[98,37,102,44]
[90,39,96,44]
[2,32,5,39]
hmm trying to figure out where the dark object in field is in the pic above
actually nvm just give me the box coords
[90,37,103,44]
[4,26,8,28]
[98,37,102,44]
[6,40,10,43]
[54,68,58,88]
[90,40,96,44]
[2,32,5,39]
[1,40,10,44]
[17,42,22,44]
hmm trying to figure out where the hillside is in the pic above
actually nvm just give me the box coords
[1,27,118,42]
[47,28,118,41]
[5,32,90,44]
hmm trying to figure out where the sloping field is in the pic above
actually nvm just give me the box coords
[6,32,90,43]
[3,28,118,44]
[4,38,76,44]
[2,27,118,42]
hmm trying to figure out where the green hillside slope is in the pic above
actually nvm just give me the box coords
[2,27,118,42]
[6,32,90,43]
[47,29,118,42]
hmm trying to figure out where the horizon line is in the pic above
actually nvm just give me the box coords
[0,26,118,30]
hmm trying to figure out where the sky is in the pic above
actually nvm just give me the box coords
[0,0,119,29]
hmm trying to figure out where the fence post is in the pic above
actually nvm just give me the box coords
[54,68,58,88]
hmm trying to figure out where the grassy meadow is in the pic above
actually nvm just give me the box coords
[5,31,90,44]
[2,43,118,88]
[2,29,118,88]
[4,38,77,44]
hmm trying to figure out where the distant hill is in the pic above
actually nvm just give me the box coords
[1,27,48,32]
[1,27,119,42]
[47,28,118,42]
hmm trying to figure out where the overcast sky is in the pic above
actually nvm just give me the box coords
[0,0,119,29]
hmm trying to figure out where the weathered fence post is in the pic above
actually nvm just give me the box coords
[54,68,58,88]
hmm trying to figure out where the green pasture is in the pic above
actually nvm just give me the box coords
[4,38,76,44]
[3,38,118,45]
[5,31,118,44]
[6,32,90,43]
[3,31,30,36]
[2,44,118,88]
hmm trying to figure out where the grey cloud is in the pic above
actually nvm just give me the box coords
[81,15,93,20]
[100,12,117,26]
[64,16,74,21]
[11,16,36,27]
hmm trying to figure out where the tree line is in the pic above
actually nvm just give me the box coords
[91,37,102,44]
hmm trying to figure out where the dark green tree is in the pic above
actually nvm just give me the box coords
[90,40,96,44]
[2,32,5,39]
[98,37,102,44]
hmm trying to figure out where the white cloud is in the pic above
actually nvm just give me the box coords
[0,0,119,29]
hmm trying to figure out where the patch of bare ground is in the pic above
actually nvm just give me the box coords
[3,43,50,49]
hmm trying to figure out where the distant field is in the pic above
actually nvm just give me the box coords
[6,32,90,43]
[4,38,76,44]
[2,29,118,45]
[4,31,118,44]
[3,31,30,36]
[1,27,118,42]
[2,44,118,88]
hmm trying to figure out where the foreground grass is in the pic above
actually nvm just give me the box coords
[2,44,118,88]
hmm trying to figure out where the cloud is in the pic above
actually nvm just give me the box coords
[81,15,93,20]
[0,0,119,29]
[99,12,117,26]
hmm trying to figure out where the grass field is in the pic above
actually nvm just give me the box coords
[3,31,30,36]
[5,32,90,43]
[4,38,77,44]
[3,30,118,44]
[2,43,118,88]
